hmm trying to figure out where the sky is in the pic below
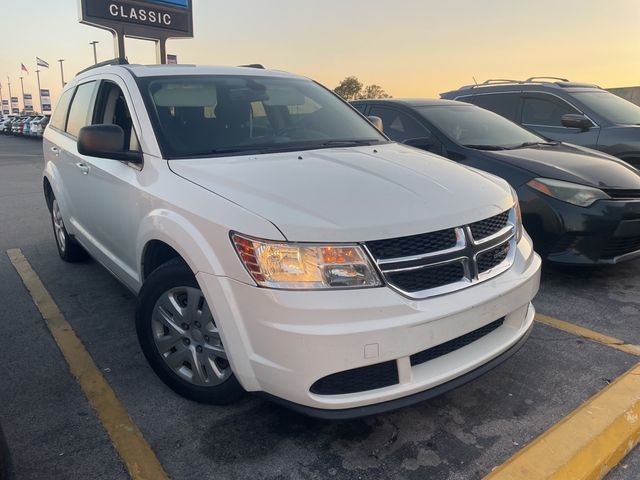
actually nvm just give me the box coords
[0,0,638,112]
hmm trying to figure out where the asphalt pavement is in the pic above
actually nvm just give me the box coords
[0,135,638,480]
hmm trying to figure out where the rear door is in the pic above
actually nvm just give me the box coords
[520,92,600,147]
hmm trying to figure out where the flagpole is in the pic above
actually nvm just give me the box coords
[19,76,25,114]
[36,70,42,115]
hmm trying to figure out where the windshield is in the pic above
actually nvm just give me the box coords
[140,75,387,158]
[570,91,640,125]
[417,105,545,149]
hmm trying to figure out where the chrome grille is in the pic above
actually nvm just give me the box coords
[365,209,516,299]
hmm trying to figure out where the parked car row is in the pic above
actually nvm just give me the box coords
[0,115,50,138]
[40,63,639,419]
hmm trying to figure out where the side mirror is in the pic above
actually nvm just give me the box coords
[77,124,142,163]
[367,116,383,132]
[561,114,593,132]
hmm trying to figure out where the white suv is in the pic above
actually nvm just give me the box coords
[43,63,541,418]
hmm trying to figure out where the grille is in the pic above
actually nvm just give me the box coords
[603,189,640,199]
[366,228,457,260]
[477,243,510,273]
[385,262,465,293]
[550,234,579,254]
[366,209,514,298]
[310,360,398,395]
[410,318,504,367]
[469,211,509,241]
[602,236,640,259]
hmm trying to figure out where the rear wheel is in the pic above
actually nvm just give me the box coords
[136,259,244,404]
[50,198,88,262]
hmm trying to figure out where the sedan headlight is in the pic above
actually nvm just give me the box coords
[527,178,610,207]
[231,233,382,289]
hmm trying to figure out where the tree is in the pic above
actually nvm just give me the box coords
[359,84,391,100]
[333,76,363,101]
[333,76,391,100]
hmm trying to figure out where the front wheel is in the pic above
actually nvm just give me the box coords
[50,198,88,262]
[135,259,244,404]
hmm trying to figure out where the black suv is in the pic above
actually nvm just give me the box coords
[441,77,640,168]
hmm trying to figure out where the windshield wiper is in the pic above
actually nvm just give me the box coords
[462,144,508,151]
[507,141,559,149]
[319,139,384,147]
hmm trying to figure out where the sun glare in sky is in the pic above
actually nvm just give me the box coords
[0,0,638,109]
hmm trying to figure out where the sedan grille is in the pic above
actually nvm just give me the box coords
[602,236,640,259]
[365,209,515,299]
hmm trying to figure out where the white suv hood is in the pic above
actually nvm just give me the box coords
[169,143,513,242]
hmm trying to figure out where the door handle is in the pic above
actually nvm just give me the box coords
[76,162,90,175]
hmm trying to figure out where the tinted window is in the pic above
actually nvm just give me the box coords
[66,82,97,138]
[140,75,387,158]
[522,96,578,126]
[94,82,139,151]
[466,93,520,120]
[368,106,429,142]
[417,105,543,149]
[50,88,74,131]
[351,103,367,114]
[570,91,640,125]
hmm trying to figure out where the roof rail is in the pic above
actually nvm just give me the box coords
[525,76,569,83]
[238,64,265,69]
[77,58,129,76]
[481,79,521,85]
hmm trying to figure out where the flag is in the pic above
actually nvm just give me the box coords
[36,57,50,68]
[21,63,29,75]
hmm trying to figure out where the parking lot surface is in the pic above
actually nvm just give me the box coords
[0,135,638,479]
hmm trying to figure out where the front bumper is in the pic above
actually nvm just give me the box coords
[197,235,541,414]
[518,186,640,265]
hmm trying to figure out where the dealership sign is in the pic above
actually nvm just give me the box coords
[10,97,19,114]
[2,100,8,115]
[79,0,193,41]
[41,89,52,112]
[24,94,33,112]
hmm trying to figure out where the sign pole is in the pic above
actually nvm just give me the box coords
[7,77,12,113]
[157,39,167,65]
[57,60,65,87]
[113,31,126,59]
[36,69,42,114]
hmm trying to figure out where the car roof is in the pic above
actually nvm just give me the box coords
[442,78,603,97]
[74,63,307,82]
[353,98,468,108]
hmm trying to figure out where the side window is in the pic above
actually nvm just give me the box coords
[466,93,520,121]
[522,95,579,127]
[66,81,97,138]
[93,82,140,152]
[369,106,429,143]
[351,103,367,114]
[50,88,75,131]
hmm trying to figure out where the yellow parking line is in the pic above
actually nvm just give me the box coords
[484,362,640,480]
[7,249,169,480]
[535,313,640,356]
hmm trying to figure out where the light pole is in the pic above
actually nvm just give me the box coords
[36,69,42,114]
[90,41,99,64]
[58,59,65,88]
[7,77,13,114]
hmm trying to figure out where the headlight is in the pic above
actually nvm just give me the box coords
[527,178,610,207]
[231,233,382,290]
[510,187,523,242]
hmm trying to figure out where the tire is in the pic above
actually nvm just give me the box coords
[50,198,89,262]
[135,259,244,405]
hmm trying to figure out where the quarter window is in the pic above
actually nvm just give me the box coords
[49,88,74,131]
[368,106,429,143]
[66,81,97,138]
[522,96,579,127]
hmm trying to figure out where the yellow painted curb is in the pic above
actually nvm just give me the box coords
[484,362,640,480]
[7,249,169,480]
[536,313,640,357]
